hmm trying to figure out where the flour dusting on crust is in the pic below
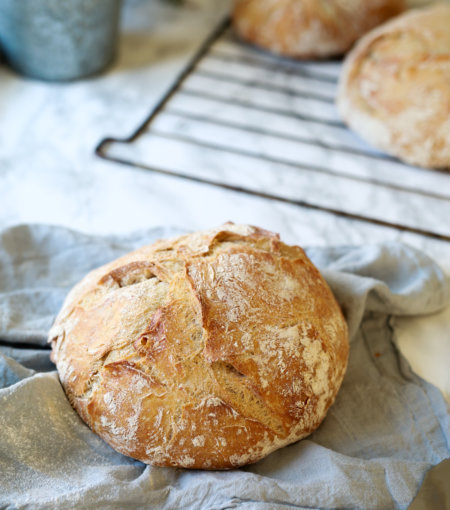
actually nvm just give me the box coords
[50,223,349,469]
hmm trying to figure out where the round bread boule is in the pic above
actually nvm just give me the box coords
[232,0,405,59]
[49,224,349,469]
[337,4,450,169]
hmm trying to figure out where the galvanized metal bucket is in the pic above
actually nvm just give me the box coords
[0,0,122,81]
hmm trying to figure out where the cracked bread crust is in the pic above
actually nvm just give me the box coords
[337,4,450,169]
[49,223,349,469]
[232,0,405,59]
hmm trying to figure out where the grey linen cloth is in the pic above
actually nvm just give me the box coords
[0,224,449,510]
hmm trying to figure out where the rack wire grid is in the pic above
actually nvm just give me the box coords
[96,18,450,243]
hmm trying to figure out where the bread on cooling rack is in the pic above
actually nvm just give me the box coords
[49,223,348,469]
[337,4,450,169]
[232,0,405,59]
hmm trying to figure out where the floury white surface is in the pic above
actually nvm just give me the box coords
[105,31,449,242]
[0,0,449,400]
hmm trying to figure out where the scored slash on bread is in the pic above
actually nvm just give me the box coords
[49,223,348,469]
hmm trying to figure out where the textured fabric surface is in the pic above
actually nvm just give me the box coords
[0,224,449,510]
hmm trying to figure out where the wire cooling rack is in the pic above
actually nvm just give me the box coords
[96,18,450,242]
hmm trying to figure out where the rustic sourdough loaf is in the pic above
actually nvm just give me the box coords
[49,224,349,469]
[232,0,405,59]
[337,4,450,168]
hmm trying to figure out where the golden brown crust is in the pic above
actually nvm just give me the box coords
[337,4,450,169]
[232,0,405,59]
[50,223,349,469]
